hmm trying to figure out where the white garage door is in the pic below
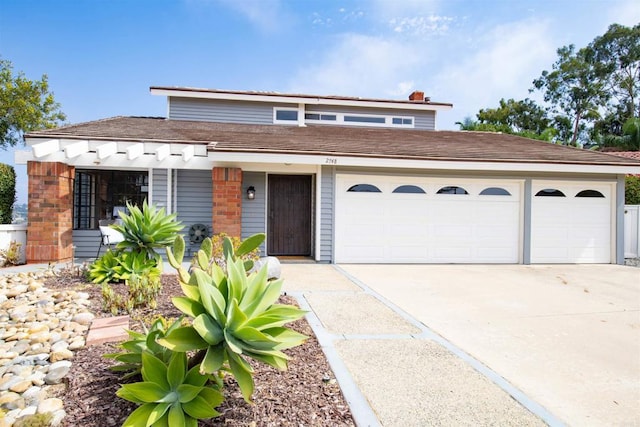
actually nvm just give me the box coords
[335,175,522,263]
[531,181,613,263]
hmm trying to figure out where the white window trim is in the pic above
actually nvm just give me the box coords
[273,107,300,125]
[305,110,415,128]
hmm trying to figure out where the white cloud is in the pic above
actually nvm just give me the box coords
[390,15,453,35]
[214,0,287,32]
[287,33,426,98]
[432,18,556,129]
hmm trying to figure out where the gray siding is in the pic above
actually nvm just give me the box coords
[175,169,213,256]
[151,169,168,209]
[306,105,436,130]
[169,97,437,129]
[241,172,266,255]
[320,166,335,262]
[169,97,293,124]
[413,111,436,130]
[73,229,103,260]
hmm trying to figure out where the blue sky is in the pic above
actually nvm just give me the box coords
[1,0,639,204]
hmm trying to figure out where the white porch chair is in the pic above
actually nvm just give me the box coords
[97,219,125,257]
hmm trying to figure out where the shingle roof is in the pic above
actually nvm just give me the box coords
[603,151,640,160]
[26,116,640,167]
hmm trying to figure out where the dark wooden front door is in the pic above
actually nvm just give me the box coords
[267,175,312,256]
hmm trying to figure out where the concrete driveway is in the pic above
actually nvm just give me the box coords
[339,264,640,427]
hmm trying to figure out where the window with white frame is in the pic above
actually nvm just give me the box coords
[273,108,299,124]
[274,107,414,128]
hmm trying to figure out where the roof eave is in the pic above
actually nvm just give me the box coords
[150,87,453,111]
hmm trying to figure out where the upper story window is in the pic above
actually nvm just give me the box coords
[276,107,414,128]
[344,115,386,124]
[274,108,299,123]
[305,113,337,121]
[392,117,413,125]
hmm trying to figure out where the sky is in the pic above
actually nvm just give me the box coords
[1,0,639,204]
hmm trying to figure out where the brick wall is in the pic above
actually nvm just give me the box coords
[26,161,75,263]
[212,167,242,237]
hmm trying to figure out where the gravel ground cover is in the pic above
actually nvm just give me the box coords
[0,268,354,426]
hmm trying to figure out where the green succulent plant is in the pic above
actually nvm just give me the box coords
[88,249,121,283]
[105,316,182,379]
[89,249,161,285]
[117,351,223,427]
[160,233,308,402]
[113,200,183,263]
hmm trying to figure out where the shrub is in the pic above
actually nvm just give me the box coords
[113,200,183,264]
[89,249,161,283]
[88,250,121,284]
[0,240,22,266]
[0,163,16,224]
[105,316,183,379]
[626,175,640,205]
[100,273,162,315]
[194,233,261,271]
[110,233,308,423]
[116,352,224,426]
[160,233,307,402]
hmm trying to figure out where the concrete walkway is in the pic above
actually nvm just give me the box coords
[282,264,552,427]
[283,264,640,427]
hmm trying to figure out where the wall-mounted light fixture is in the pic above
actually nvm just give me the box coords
[246,186,256,200]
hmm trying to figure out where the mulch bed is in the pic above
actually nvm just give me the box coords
[44,271,355,426]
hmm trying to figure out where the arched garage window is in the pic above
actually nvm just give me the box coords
[347,184,382,192]
[479,187,511,196]
[392,185,426,194]
[535,189,565,197]
[437,186,468,195]
[575,189,605,198]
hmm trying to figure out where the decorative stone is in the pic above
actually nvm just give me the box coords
[0,391,24,410]
[49,349,73,363]
[9,379,32,393]
[44,366,70,385]
[37,397,63,414]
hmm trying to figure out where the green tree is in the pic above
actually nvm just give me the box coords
[626,175,640,204]
[477,98,550,135]
[0,58,66,148]
[590,23,640,121]
[0,163,16,224]
[532,44,609,146]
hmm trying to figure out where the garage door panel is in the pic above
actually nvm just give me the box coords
[531,181,612,263]
[335,175,521,263]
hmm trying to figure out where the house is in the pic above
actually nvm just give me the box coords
[16,87,640,265]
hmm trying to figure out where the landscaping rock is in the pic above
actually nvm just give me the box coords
[0,271,94,426]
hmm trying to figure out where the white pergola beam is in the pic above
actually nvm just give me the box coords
[64,140,89,158]
[127,143,144,160]
[32,139,60,158]
[181,145,194,162]
[156,144,170,161]
[96,142,117,159]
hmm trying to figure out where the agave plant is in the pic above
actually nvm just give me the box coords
[117,352,223,427]
[159,233,308,402]
[105,317,182,379]
[113,200,183,263]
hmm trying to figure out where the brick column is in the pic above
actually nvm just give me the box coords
[212,167,242,237]
[26,161,75,263]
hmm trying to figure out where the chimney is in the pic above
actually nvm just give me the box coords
[409,90,425,101]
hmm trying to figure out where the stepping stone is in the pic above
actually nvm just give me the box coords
[85,316,130,346]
